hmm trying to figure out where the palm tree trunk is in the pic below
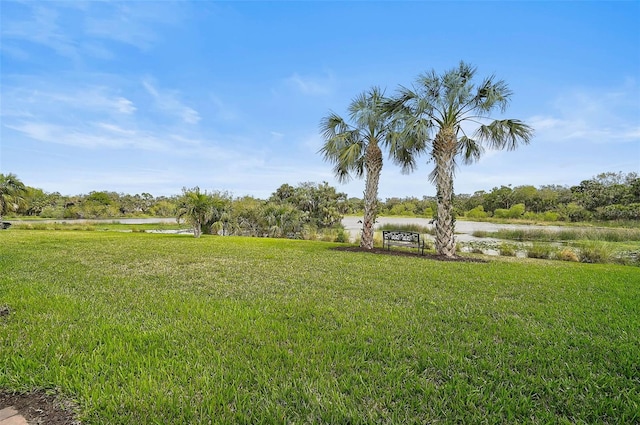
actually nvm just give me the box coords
[361,142,383,249]
[193,218,202,238]
[433,128,457,257]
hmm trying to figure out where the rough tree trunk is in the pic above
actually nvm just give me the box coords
[361,141,383,250]
[193,219,202,238]
[433,128,457,257]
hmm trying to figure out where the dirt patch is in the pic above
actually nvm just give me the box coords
[0,390,81,425]
[332,246,488,263]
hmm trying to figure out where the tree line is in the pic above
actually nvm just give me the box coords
[2,170,637,226]
[377,171,640,222]
[0,175,350,239]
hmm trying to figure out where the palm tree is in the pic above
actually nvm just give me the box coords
[0,173,27,221]
[176,187,214,238]
[319,87,424,249]
[388,62,534,256]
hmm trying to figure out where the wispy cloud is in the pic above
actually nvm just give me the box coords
[5,121,166,150]
[1,4,78,59]
[528,82,640,145]
[142,79,201,124]
[84,2,181,50]
[0,84,136,118]
[1,1,187,61]
[286,72,335,96]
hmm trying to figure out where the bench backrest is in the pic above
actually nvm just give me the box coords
[382,231,420,243]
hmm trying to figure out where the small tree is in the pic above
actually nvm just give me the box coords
[0,173,27,220]
[176,187,215,238]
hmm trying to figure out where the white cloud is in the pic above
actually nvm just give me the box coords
[84,1,186,49]
[142,79,201,124]
[286,72,335,96]
[0,1,187,62]
[529,83,640,145]
[1,84,136,118]
[5,121,166,151]
[1,5,78,59]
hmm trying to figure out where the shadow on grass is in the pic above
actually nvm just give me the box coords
[332,246,488,263]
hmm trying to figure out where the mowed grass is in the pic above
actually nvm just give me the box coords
[1,231,639,424]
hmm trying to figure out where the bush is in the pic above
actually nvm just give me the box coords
[466,206,488,219]
[526,243,554,259]
[499,243,517,257]
[557,248,579,262]
[542,211,560,222]
[39,206,65,219]
[558,202,593,222]
[596,203,640,220]
[493,208,509,219]
[508,203,526,218]
[334,228,348,243]
[578,242,613,264]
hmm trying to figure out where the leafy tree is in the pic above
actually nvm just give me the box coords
[270,182,347,230]
[261,202,304,238]
[320,87,423,249]
[176,187,216,238]
[0,173,27,220]
[150,199,177,217]
[201,191,233,235]
[81,191,119,218]
[389,62,533,256]
[512,185,538,211]
[20,187,52,216]
[232,196,265,237]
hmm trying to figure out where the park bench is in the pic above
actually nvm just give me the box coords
[0,222,11,230]
[382,230,426,255]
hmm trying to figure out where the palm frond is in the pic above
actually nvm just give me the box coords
[457,136,484,165]
[319,112,351,141]
[473,76,512,114]
[475,119,534,150]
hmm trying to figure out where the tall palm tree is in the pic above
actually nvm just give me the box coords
[176,187,214,238]
[0,173,27,221]
[389,62,534,256]
[319,87,424,249]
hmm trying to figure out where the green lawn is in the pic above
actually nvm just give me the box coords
[1,231,638,424]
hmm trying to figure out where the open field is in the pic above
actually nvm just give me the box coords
[1,231,639,423]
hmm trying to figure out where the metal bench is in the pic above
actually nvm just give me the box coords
[382,230,426,255]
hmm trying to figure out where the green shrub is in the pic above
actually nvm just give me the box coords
[508,203,526,218]
[542,211,560,222]
[422,207,434,219]
[499,243,517,257]
[39,206,65,219]
[493,208,509,218]
[334,228,348,243]
[578,242,613,264]
[466,206,488,219]
[526,243,554,259]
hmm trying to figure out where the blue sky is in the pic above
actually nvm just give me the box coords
[1,1,639,199]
